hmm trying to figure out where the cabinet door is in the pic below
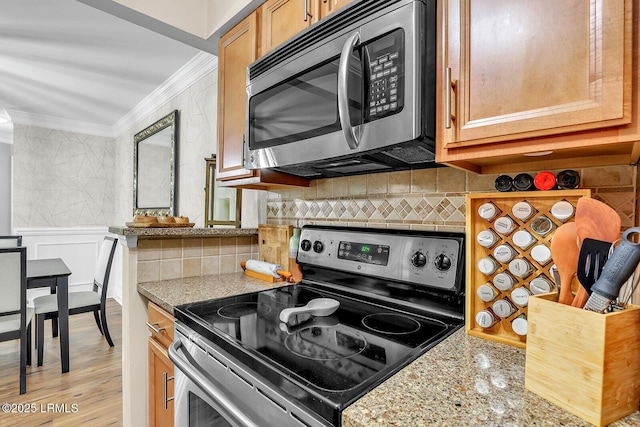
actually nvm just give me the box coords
[261,0,317,55]
[318,0,353,19]
[217,12,258,181]
[149,338,174,427]
[441,0,630,149]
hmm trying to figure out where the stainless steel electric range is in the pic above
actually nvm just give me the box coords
[170,225,465,427]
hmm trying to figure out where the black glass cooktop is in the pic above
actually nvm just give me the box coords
[175,283,462,424]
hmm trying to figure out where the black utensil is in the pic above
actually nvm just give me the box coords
[576,238,614,294]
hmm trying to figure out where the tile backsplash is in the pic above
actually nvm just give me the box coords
[267,165,637,231]
[137,236,259,283]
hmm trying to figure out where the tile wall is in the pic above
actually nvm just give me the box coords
[136,236,259,283]
[267,165,638,231]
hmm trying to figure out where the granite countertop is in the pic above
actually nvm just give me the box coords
[109,226,258,238]
[139,276,640,426]
[137,272,284,314]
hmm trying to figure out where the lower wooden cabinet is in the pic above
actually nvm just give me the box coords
[148,302,175,427]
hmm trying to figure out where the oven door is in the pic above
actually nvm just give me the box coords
[246,0,429,171]
[169,337,257,427]
[169,325,329,427]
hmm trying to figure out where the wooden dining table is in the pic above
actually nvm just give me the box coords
[26,258,72,373]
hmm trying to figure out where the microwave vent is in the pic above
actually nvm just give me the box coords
[249,0,407,81]
[382,145,435,164]
[324,162,390,174]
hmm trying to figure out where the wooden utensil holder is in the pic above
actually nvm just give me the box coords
[466,189,591,348]
[525,293,640,427]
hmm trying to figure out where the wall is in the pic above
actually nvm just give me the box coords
[0,142,11,234]
[113,67,264,229]
[267,165,638,230]
[12,125,115,227]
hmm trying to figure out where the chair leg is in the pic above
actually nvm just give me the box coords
[51,316,58,338]
[101,309,114,347]
[37,314,45,367]
[20,327,27,394]
[93,310,104,335]
[26,323,32,366]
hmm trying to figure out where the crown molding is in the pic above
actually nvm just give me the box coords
[113,51,218,138]
[6,51,218,139]
[6,110,114,138]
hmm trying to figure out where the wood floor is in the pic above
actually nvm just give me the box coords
[0,299,122,426]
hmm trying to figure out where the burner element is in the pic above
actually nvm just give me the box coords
[285,326,367,361]
[217,302,271,320]
[362,313,421,335]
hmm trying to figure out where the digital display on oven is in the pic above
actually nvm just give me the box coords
[338,241,390,265]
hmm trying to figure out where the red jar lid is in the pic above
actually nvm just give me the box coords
[534,171,556,191]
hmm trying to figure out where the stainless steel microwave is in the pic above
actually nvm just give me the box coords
[245,0,436,178]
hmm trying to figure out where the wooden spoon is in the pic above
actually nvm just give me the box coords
[571,197,621,307]
[551,222,580,305]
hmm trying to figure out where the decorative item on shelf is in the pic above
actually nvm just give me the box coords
[556,169,580,189]
[126,215,194,228]
[533,171,557,191]
[494,175,513,192]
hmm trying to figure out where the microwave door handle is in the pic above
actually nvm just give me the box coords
[338,32,360,150]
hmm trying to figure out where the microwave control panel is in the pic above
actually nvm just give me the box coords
[366,29,404,121]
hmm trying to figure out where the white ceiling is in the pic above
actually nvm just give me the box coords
[0,0,210,140]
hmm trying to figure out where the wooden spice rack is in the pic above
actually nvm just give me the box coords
[466,189,591,348]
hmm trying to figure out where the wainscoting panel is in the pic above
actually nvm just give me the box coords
[14,227,122,304]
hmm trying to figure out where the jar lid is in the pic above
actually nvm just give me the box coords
[511,287,531,307]
[534,171,557,191]
[513,173,534,191]
[512,230,535,249]
[551,200,574,221]
[492,299,515,318]
[477,284,498,302]
[493,272,515,291]
[512,316,528,336]
[494,216,515,235]
[509,258,531,277]
[477,230,498,248]
[530,277,553,294]
[478,202,498,221]
[495,175,513,192]
[556,170,580,189]
[478,257,498,275]
[512,201,535,221]
[531,244,552,265]
[476,310,498,328]
[531,215,553,236]
[493,244,515,263]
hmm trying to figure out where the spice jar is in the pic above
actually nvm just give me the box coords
[508,258,533,278]
[510,287,531,307]
[492,298,518,318]
[511,200,536,221]
[494,216,516,235]
[551,200,574,222]
[493,244,516,263]
[477,229,500,249]
[477,283,499,302]
[530,215,554,237]
[512,230,536,250]
[476,309,500,328]
[494,175,513,192]
[529,276,554,295]
[556,170,580,189]
[493,271,516,291]
[512,173,535,191]
[478,202,500,222]
[511,314,528,336]
[477,257,499,276]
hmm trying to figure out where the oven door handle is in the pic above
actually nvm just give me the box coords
[338,31,360,150]
[168,338,259,427]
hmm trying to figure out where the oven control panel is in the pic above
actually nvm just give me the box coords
[297,226,465,292]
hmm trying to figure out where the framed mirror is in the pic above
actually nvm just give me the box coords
[204,156,241,227]
[133,110,178,216]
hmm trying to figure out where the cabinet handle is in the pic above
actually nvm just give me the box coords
[146,321,165,334]
[303,0,309,21]
[241,133,247,166]
[445,67,457,129]
[163,371,174,410]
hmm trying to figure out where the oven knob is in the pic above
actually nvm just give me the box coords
[300,239,312,252]
[434,254,452,271]
[313,241,324,253]
[411,251,427,268]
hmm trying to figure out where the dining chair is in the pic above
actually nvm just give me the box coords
[0,235,22,248]
[33,236,118,366]
[0,246,32,394]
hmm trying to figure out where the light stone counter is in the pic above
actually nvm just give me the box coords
[138,272,284,314]
[108,225,257,238]
[139,277,640,427]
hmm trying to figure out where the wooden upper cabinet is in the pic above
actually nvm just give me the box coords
[261,0,318,55]
[437,0,639,173]
[318,0,354,19]
[217,12,258,181]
